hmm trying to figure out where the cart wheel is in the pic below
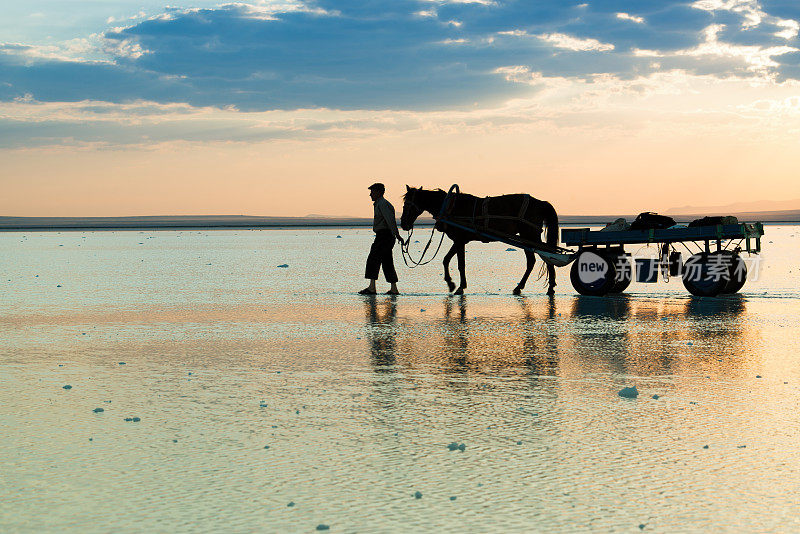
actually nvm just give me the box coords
[682,252,729,297]
[720,252,747,294]
[608,253,632,293]
[570,250,617,296]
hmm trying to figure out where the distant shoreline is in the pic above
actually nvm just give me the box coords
[1,211,798,231]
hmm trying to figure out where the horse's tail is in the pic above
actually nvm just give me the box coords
[541,200,559,248]
[534,199,560,282]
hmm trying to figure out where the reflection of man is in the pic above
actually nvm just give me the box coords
[364,296,398,369]
[359,183,405,295]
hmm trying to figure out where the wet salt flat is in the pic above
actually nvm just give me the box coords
[2,226,800,532]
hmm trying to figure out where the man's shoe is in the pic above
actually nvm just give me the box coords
[358,288,377,295]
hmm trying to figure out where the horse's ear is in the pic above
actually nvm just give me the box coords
[406,185,410,191]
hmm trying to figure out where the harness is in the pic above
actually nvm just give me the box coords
[441,194,542,236]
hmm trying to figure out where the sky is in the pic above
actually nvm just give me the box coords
[2,0,800,217]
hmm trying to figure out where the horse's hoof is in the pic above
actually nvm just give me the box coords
[454,288,464,295]
[546,288,555,296]
[512,287,522,296]
[447,281,456,292]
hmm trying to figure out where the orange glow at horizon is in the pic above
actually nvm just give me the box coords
[3,122,799,218]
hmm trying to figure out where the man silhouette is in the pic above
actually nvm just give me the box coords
[359,183,404,295]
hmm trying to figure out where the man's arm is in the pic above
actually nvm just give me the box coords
[379,200,403,243]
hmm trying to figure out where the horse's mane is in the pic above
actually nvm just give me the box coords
[402,186,445,200]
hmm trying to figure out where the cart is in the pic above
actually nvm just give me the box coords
[560,222,765,297]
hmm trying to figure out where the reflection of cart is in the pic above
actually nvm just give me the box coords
[560,223,765,297]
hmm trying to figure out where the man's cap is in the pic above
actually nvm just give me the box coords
[368,182,385,193]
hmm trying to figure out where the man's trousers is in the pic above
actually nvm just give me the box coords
[365,230,398,283]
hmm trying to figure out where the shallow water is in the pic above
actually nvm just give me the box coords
[2,226,800,532]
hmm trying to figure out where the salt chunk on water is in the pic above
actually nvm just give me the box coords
[277,264,289,268]
[414,491,422,499]
[618,386,638,399]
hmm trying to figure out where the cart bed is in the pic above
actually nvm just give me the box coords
[562,222,763,251]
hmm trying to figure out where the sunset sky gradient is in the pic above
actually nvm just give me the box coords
[2,0,800,216]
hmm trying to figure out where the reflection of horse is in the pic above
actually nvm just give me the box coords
[400,186,559,296]
[442,295,469,370]
[519,295,560,376]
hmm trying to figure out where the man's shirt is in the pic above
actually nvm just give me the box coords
[373,196,401,239]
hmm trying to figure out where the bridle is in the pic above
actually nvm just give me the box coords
[399,186,458,268]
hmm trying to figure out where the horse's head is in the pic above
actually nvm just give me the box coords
[400,185,424,231]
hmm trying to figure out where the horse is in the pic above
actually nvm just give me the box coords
[400,185,559,296]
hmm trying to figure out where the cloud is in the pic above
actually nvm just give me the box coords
[536,32,615,52]
[617,13,645,24]
[634,23,799,77]
[0,39,107,64]
[775,18,800,39]
[1,0,799,148]
[5,68,800,149]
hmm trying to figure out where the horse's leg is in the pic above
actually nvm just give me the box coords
[546,262,556,296]
[443,242,458,292]
[514,250,536,295]
[454,243,467,295]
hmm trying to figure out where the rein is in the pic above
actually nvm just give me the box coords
[400,184,459,268]
[401,226,445,268]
